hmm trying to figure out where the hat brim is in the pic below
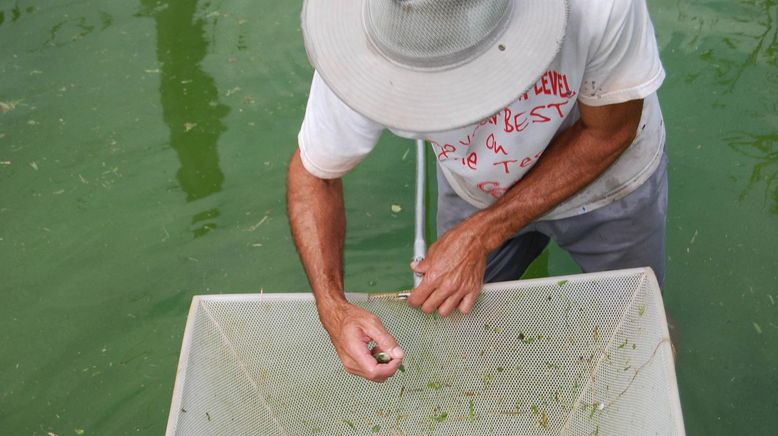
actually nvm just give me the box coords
[302,0,568,133]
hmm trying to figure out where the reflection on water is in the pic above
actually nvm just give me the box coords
[728,132,778,215]
[41,15,96,49]
[675,0,778,94]
[0,2,32,28]
[718,0,778,93]
[3,3,114,51]
[138,0,229,238]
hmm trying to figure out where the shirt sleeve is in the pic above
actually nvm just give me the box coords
[297,71,384,179]
[578,0,665,106]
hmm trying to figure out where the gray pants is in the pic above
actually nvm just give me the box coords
[437,153,669,286]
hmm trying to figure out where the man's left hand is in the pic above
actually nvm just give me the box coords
[407,222,489,317]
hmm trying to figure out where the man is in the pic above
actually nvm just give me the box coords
[287,0,667,382]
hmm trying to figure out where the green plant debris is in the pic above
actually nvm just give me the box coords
[595,425,600,436]
[624,366,632,371]
[539,411,549,429]
[557,279,569,286]
[546,361,559,369]
[74,430,85,436]
[753,322,763,334]
[589,404,597,420]
[593,325,600,342]
[399,385,405,399]
[424,311,441,321]
[639,305,646,316]
[483,323,503,333]
[520,335,537,344]
[496,367,504,372]
[431,411,448,423]
[311,428,321,433]
[371,424,381,433]
[632,343,637,350]
[482,372,494,387]
[342,419,355,430]
[206,412,211,421]
[468,399,478,421]
[618,339,628,349]
[398,364,406,373]
[531,405,540,415]
[428,380,443,390]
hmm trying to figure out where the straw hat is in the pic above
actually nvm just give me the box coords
[301,0,568,133]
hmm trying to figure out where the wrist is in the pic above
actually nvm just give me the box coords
[316,296,350,333]
[465,210,512,254]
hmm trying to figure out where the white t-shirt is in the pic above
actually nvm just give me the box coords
[298,0,666,220]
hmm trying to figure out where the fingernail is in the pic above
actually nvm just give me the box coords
[390,346,404,359]
[410,261,418,269]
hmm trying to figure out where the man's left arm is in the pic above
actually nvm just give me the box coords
[408,98,644,316]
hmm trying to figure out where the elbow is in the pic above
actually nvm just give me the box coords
[287,149,342,196]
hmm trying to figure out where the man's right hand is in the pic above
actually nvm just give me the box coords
[319,301,404,382]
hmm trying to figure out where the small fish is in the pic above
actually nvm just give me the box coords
[373,351,392,364]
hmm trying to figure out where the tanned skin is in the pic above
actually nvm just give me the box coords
[287,99,644,382]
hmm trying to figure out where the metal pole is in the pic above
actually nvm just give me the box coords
[413,139,427,288]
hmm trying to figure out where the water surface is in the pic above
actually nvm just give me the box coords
[0,0,776,434]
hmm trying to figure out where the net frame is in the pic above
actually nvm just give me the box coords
[166,268,685,435]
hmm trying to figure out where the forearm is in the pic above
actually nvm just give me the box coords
[287,149,348,311]
[466,101,643,253]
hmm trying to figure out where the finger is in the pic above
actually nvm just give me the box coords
[354,349,403,382]
[364,321,404,361]
[421,285,455,314]
[407,280,433,307]
[410,259,429,274]
[458,290,480,315]
[344,340,391,381]
[438,292,464,317]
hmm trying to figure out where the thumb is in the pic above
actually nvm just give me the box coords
[410,258,429,274]
[365,323,404,360]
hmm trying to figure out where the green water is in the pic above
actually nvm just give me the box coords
[0,1,775,434]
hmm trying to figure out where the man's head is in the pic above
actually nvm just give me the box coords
[302,0,568,132]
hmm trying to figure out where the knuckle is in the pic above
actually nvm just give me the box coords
[364,367,378,379]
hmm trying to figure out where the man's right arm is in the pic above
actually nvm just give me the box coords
[287,149,404,382]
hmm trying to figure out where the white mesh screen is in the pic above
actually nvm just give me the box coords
[366,0,511,67]
[167,268,684,435]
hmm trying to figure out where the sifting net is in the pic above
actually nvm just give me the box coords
[166,268,684,435]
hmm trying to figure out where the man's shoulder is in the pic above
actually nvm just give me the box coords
[567,0,637,29]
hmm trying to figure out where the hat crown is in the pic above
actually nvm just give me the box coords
[365,0,512,69]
